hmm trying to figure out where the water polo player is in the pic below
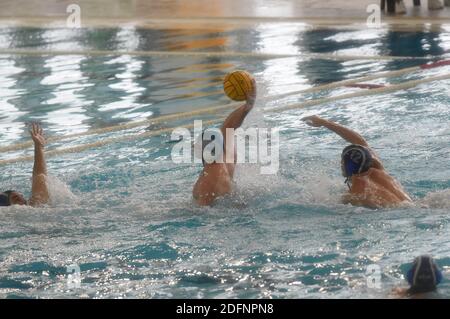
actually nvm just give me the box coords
[193,71,256,206]
[0,123,49,207]
[303,115,412,208]
[392,255,443,298]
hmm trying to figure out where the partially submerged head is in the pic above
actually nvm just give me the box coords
[406,255,442,294]
[341,144,373,182]
[0,190,27,206]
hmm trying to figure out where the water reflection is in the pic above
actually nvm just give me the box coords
[41,55,91,134]
[0,24,449,148]
[40,28,85,51]
[94,26,151,121]
[255,24,309,95]
[100,54,149,120]
[323,29,388,58]
[0,57,26,144]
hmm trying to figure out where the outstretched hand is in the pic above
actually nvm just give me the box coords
[29,123,46,148]
[302,115,327,127]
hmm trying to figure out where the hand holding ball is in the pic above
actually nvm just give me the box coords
[223,70,256,102]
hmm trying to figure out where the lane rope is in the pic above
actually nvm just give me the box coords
[0,48,437,62]
[264,72,450,113]
[0,102,241,153]
[3,59,449,153]
[0,118,225,166]
[1,60,450,165]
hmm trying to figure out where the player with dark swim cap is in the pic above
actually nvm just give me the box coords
[393,255,443,298]
[407,255,442,294]
[341,144,373,188]
[302,115,412,208]
[0,123,49,208]
[0,190,25,206]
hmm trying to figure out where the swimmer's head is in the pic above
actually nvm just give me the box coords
[406,255,442,294]
[341,144,373,178]
[0,190,27,206]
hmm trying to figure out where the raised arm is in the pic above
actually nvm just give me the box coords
[302,115,384,169]
[302,115,368,146]
[216,80,256,166]
[221,78,256,135]
[28,123,49,206]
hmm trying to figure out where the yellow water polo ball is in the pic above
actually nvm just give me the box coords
[223,70,255,101]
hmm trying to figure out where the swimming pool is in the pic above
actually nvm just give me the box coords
[0,22,449,298]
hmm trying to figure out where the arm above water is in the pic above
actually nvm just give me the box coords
[219,79,257,167]
[220,78,257,136]
[303,115,368,146]
[28,123,50,207]
[302,115,384,170]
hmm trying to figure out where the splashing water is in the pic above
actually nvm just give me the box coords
[0,25,449,299]
[419,190,450,209]
[46,176,78,207]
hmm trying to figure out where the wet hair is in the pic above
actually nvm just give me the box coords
[406,255,442,294]
[0,190,15,206]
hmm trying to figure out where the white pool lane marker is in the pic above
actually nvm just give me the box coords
[1,58,449,154]
[1,59,450,164]
[0,48,441,62]
[265,59,450,111]
[0,103,241,153]
[264,72,450,113]
[0,118,225,166]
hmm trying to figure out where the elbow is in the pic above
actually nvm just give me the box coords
[33,173,48,185]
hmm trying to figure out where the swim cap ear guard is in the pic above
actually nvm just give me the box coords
[0,190,14,206]
[406,255,442,293]
[341,145,373,187]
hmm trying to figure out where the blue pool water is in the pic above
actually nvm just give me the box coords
[0,23,449,298]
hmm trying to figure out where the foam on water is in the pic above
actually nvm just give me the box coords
[419,189,450,209]
[46,176,78,206]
